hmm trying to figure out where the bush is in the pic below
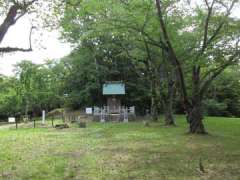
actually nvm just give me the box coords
[204,99,228,116]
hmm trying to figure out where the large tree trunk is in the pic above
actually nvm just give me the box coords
[164,104,175,125]
[188,101,205,134]
[187,67,206,134]
[164,69,175,126]
[151,98,158,121]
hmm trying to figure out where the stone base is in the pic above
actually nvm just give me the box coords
[93,114,136,122]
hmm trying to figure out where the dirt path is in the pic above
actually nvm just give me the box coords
[0,123,17,129]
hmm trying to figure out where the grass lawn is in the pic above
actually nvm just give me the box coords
[0,116,239,180]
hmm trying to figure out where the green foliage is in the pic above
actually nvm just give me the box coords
[204,99,228,116]
[205,67,240,117]
[0,60,65,119]
[62,41,150,113]
[0,77,20,117]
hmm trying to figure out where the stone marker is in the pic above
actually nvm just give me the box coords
[55,124,69,129]
[42,110,45,124]
[100,109,105,123]
[123,108,128,123]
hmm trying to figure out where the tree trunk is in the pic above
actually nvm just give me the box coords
[188,100,206,134]
[164,69,175,125]
[187,66,206,134]
[164,105,175,125]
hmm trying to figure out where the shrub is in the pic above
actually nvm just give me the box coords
[204,99,228,116]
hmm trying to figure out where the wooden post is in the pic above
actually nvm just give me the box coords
[51,116,54,127]
[62,110,64,122]
[15,118,18,129]
[34,118,36,128]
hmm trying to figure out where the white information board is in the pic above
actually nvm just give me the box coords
[8,117,15,123]
[86,108,92,114]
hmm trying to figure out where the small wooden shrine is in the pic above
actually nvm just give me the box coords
[93,81,135,122]
[103,81,125,113]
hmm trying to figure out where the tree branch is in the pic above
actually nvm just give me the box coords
[201,0,215,54]
[200,50,240,98]
[0,47,32,53]
[0,26,35,53]
[0,0,37,44]
[202,0,237,52]
[0,5,19,43]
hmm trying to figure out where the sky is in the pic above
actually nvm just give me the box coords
[0,16,72,76]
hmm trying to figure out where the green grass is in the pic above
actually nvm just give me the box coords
[0,116,239,180]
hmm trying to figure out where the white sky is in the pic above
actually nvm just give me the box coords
[0,16,72,76]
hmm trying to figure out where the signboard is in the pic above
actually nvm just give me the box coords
[86,108,92,115]
[8,117,15,123]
